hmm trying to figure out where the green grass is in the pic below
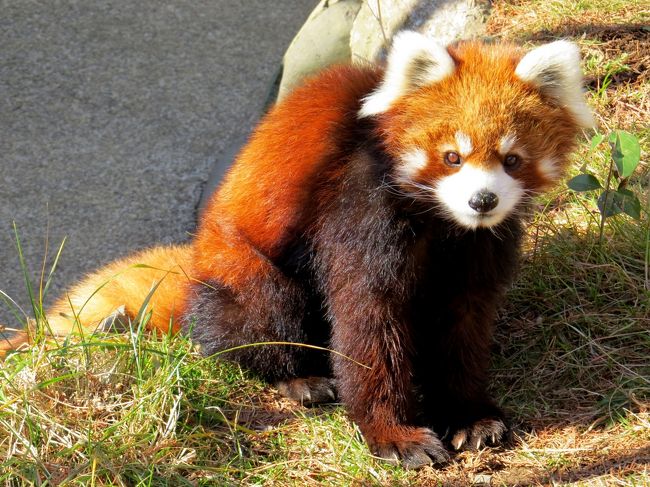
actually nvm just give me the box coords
[2,1,650,484]
[0,331,409,485]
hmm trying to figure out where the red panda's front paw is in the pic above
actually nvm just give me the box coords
[366,426,450,469]
[450,418,507,451]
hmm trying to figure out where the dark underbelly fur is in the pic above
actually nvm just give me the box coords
[186,217,521,377]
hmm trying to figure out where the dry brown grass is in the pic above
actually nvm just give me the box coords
[487,0,650,40]
[487,0,650,132]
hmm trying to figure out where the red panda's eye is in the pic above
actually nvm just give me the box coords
[444,151,462,167]
[504,154,521,170]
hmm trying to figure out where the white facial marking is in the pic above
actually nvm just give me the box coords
[434,164,525,229]
[399,148,428,178]
[538,157,560,180]
[454,131,473,157]
[498,134,517,156]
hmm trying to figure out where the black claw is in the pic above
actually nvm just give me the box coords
[424,445,451,464]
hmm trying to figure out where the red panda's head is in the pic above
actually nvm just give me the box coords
[360,32,594,230]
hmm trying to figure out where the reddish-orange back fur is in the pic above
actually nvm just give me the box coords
[193,65,382,285]
[1,66,382,355]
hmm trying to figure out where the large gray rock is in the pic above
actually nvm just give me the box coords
[350,0,417,63]
[351,0,491,62]
[278,0,362,100]
[278,0,492,103]
[0,1,315,327]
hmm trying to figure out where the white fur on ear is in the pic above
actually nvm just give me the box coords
[359,31,455,118]
[515,40,594,128]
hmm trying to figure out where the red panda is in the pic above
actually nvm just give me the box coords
[1,32,593,468]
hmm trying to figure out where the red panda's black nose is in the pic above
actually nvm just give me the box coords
[469,190,499,213]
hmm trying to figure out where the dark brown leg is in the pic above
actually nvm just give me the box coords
[316,212,451,469]
[420,293,508,451]
[327,288,450,468]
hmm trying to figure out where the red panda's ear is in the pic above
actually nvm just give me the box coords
[515,41,594,129]
[358,31,455,118]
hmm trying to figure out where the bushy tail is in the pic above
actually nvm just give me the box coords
[0,243,193,356]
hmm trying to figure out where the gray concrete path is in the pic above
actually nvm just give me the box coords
[0,1,316,325]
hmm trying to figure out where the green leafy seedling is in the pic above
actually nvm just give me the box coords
[568,130,642,241]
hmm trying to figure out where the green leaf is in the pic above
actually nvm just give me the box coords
[617,188,641,220]
[568,174,602,191]
[608,130,641,178]
[589,133,604,151]
[597,190,621,218]
[597,189,641,220]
